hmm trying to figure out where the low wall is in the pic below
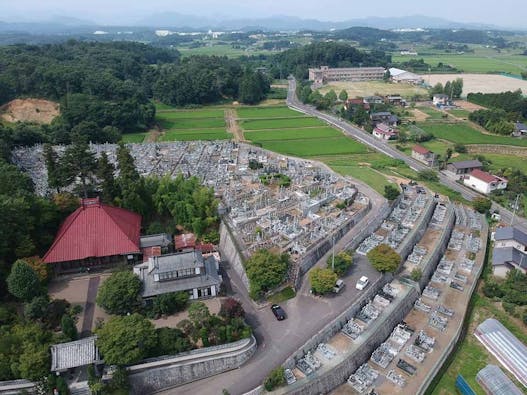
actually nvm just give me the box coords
[128,335,257,394]
[417,214,489,394]
[0,380,35,395]
[397,197,436,262]
[466,144,527,157]
[219,220,250,291]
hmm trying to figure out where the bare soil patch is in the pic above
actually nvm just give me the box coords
[428,73,527,95]
[454,100,485,111]
[410,108,429,122]
[1,98,60,124]
[225,108,245,141]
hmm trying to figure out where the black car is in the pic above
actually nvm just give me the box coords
[271,304,286,320]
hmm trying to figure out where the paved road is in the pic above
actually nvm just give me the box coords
[286,78,527,228]
[161,185,385,395]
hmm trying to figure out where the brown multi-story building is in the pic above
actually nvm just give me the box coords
[308,66,385,84]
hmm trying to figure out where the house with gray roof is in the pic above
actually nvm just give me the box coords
[140,233,172,249]
[445,159,483,179]
[513,122,527,137]
[134,250,222,299]
[492,226,527,276]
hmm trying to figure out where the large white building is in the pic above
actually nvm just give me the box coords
[463,169,508,195]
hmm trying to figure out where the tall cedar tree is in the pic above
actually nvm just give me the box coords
[116,143,146,215]
[60,134,98,198]
[97,152,118,204]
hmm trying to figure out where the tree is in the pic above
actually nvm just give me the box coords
[152,292,189,316]
[309,268,338,295]
[219,298,245,320]
[383,185,400,201]
[187,302,211,324]
[338,90,348,102]
[263,367,286,391]
[451,78,463,98]
[324,90,338,106]
[367,244,401,273]
[18,342,50,381]
[155,327,192,355]
[116,143,147,216]
[7,259,42,301]
[24,295,49,321]
[473,197,492,213]
[245,250,290,299]
[96,314,157,365]
[61,314,78,341]
[454,143,467,153]
[328,251,353,277]
[24,256,51,283]
[430,82,444,97]
[43,144,64,192]
[96,271,142,315]
[444,81,452,99]
[410,268,422,281]
[97,152,118,204]
[60,134,98,198]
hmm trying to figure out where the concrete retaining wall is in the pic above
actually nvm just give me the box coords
[0,380,35,395]
[128,335,257,394]
[219,220,250,290]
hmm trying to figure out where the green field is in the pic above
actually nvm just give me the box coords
[257,137,369,157]
[241,117,325,130]
[417,106,445,120]
[121,132,147,143]
[158,117,225,130]
[178,44,274,58]
[237,106,306,119]
[246,127,342,142]
[448,109,471,119]
[329,164,393,194]
[160,129,230,141]
[417,122,527,146]
[156,109,226,118]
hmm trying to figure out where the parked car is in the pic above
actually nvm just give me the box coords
[333,279,345,293]
[271,304,286,320]
[356,276,369,290]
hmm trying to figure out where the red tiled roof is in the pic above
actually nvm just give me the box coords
[469,169,501,183]
[174,233,196,250]
[142,246,162,262]
[413,145,430,155]
[43,198,141,264]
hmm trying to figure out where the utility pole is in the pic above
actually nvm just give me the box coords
[331,234,335,271]
[510,194,521,226]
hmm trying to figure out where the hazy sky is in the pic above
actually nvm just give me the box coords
[0,0,524,27]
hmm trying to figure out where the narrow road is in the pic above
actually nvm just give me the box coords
[286,78,527,228]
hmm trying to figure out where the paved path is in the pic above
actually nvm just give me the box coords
[81,276,100,336]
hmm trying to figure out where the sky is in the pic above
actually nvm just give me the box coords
[0,0,524,27]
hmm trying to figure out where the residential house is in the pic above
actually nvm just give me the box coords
[432,94,449,106]
[373,123,398,140]
[463,169,508,195]
[512,122,527,137]
[492,226,527,276]
[344,98,370,111]
[446,159,483,179]
[174,233,215,254]
[363,96,384,105]
[134,250,222,300]
[388,67,424,85]
[412,145,437,166]
[370,112,399,126]
[385,95,406,106]
[140,233,172,261]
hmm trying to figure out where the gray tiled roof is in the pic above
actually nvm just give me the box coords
[495,226,527,246]
[449,160,483,169]
[51,336,100,371]
[140,233,172,248]
[492,247,527,269]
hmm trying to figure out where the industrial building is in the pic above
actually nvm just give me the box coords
[308,66,385,84]
[388,68,424,85]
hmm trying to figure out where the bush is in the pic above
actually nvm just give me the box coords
[383,185,400,201]
[309,268,338,295]
[263,367,286,391]
[155,327,193,355]
[482,280,504,298]
[219,298,245,320]
[418,169,439,182]
[24,296,49,321]
[454,143,467,153]
[502,302,516,316]
[367,244,401,273]
[96,270,142,315]
[153,292,189,316]
[473,197,492,214]
[410,268,422,281]
[328,251,353,276]
[61,314,78,341]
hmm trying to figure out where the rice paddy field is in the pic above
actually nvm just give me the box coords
[236,106,307,119]
[240,117,325,130]
[121,132,148,143]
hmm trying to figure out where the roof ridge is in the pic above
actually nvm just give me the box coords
[101,204,140,247]
[43,208,82,261]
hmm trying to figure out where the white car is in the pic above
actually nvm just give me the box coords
[356,276,369,290]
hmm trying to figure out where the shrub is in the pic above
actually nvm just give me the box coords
[482,280,504,298]
[7,260,42,301]
[309,268,338,295]
[153,292,189,316]
[502,302,516,316]
[410,268,422,281]
[219,298,245,320]
[155,327,193,355]
[263,367,286,391]
[418,169,439,182]
[367,244,401,273]
[328,251,353,276]
[61,314,78,341]
[473,197,492,214]
[383,185,400,201]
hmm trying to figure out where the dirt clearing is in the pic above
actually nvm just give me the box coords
[428,73,527,95]
[1,98,60,124]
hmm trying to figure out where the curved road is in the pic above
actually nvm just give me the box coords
[286,78,527,228]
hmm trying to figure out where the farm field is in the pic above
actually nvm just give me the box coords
[159,128,230,142]
[447,108,471,119]
[317,80,428,98]
[177,44,275,58]
[240,117,325,130]
[257,137,369,157]
[156,108,226,118]
[416,106,445,120]
[121,132,148,143]
[245,127,342,142]
[417,122,527,147]
[426,73,527,95]
[236,106,306,119]
[157,116,225,130]
[392,52,527,74]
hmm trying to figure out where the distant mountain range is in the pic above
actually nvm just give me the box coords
[0,14,519,34]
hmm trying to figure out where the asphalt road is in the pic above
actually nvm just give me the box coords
[286,78,527,228]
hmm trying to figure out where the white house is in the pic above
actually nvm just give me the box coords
[463,169,508,195]
[373,123,398,140]
[493,226,527,276]
[432,94,449,106]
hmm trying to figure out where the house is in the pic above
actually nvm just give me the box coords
[411,145,437,167]
[512,122,527,137]
[373,123,398,140]
[463,169,508,195]
[308,66,385,84]
[344,98,370,111]
[432,94,449,106]
[388,68,423,85]
[43,197,142,273]
[134,250,222,300]
[174,233,216,254]
[370,112,399,126]
[385,95,406,106]
[446,159,483,179]
[492,226,527,276]
[51,336,101,372]
[363,96,384,105]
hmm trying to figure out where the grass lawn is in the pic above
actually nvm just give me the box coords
[257,137,369,157]
[328,164,392,194]
[417,122,527,147]
[160,129,230,141]
[240,117,325,130]
[416,106,445,120]
[318,80,428,99]
[236,106,305,119]
[268,287,296,304]
[246,127,342,142]
[121,132,147,143]
[156,109,226,118]
[158,117,225,130]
